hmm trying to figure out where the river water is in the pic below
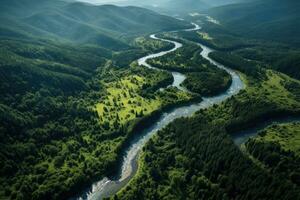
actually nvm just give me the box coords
[73,23,245,200]
[232,117,300,146]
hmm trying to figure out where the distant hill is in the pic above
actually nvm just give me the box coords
[0,0,191,102]
[107,0,211,15]
[159,0,211,14]
[81,0,253,15]
[207,0,300,46]
[0,0,190,49]
[202,0,253,6]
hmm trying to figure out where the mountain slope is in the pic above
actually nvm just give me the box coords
[161,0,211,14]
[202,0,254,6]
[81,0,254,15]
[0,0,191,49]
[109,0,211,15]
[0,0,193,100]
[0,1,193,199]
[207,0,300,46]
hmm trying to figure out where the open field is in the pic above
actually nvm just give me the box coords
[95,68,195,130]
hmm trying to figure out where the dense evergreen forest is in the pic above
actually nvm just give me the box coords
[1,0,300,199]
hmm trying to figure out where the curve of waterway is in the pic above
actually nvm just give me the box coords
[233,116,300,146]
[74,23,245,200]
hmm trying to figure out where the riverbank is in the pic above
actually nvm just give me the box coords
[114,18,300,198]
[116,57,300,200]
[232,114,300,146]
[73,21,245,199]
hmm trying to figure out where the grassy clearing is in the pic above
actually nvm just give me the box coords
[248,70,300,110]
[254,122,300,156]
[245,121,300,187]
[197,31,213,40]
[95,67,195,131]
[96,75,160,128]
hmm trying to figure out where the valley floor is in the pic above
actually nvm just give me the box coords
[1,12,300,200]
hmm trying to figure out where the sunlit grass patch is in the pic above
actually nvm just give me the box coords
[254,122,300,156]
[258,70,300,109]
[96,75,160,127]
[95,72,194,131]
[197,31,213,40]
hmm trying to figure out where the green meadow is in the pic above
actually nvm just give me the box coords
[95,69,194,130]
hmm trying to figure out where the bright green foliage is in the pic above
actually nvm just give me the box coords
[96,65,195,131]
[246,122,300,186]
[251,122,300,156]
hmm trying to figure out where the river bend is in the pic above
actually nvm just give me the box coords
[74,23,245,200]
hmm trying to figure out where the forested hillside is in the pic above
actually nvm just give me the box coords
[117,40,300,200]
[0,0,194,199]
[114,1,300,198]
[184,2,300,80]
[207,0,300,46]
[112,0,253,15]
[0,0,192,99]
[0,0,190,49]
[1,0,300,199]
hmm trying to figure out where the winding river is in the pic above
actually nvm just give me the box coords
[74,23,245,200]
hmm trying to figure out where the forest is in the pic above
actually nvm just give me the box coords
[0,34,203,199]
[1,0,300,199]
[245,122,300,187]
